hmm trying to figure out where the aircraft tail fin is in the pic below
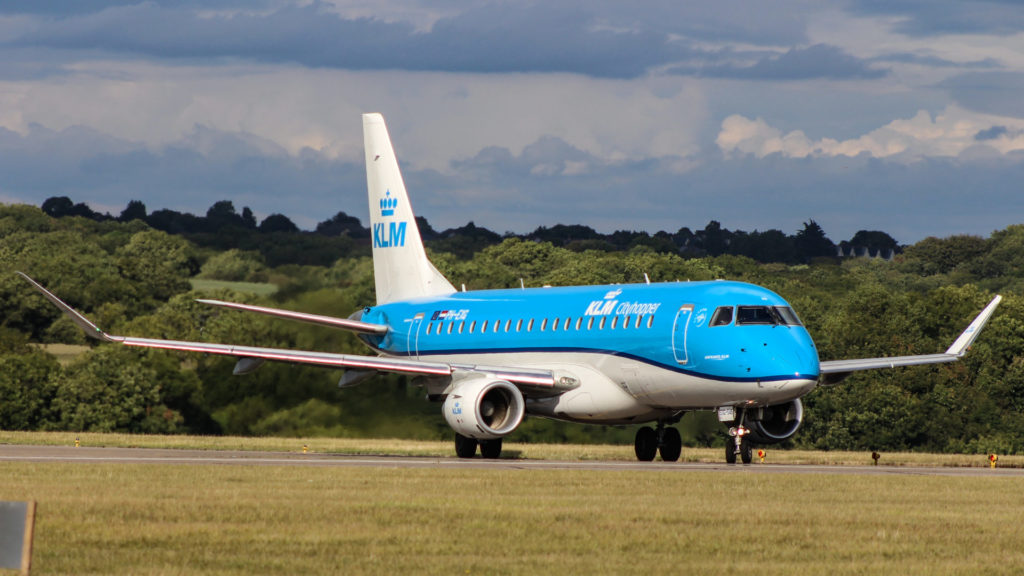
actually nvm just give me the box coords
[363,113,455,305]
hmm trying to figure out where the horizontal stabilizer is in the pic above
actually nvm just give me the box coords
[195,299,388,335]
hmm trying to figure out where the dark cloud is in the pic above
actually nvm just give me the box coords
[6,2,685,79]
[941,72,1024,117]
[975,126,1008,141]
[669,44,886,81]
[850,0,1024,37]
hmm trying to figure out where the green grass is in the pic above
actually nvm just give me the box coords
[33,343,91,366]
[188,278,278,296]
[1,462,1022,575]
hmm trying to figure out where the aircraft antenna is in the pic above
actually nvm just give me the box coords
[520,278,525,290]
[644,273,650,284]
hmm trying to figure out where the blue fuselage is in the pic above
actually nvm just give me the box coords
[359,280,820,388]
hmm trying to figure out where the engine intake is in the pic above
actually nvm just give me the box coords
[747,399,803,444]
[443,378,525,440]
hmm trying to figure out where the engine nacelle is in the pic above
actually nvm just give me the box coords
[443,378,525,440]
[747,399,803,444]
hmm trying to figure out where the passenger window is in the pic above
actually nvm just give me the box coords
[588,317,595,330]
[552,317,559,331]
[575,317,582,330]
[436,323,443,335]
[611,317,618,329]
[516,319,522,332]
[447,323,453,334]
[528,319,534,332]
[458,321,465,334]
[647,315,654,328]
[541,319,548,331]
[623,315,631,329]
[470,321,476,333]
[481,320,488,332]
[564,318,571,330]
[711,306,734,327]
[599,317,606,330]
[427,322,433,333]
[635,315,642,329]
[505,319,511,332]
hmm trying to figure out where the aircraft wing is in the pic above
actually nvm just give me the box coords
[818,295,1002,384]
[17,272,555,389]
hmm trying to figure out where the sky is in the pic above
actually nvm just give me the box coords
[1,1,1023,244]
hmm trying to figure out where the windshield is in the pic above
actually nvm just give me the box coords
[736,306,803,326]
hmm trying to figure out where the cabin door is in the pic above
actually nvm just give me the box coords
[407,313,424,359]
[672,304,694,365]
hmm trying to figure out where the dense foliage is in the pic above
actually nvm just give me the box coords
[2,200,1022,453]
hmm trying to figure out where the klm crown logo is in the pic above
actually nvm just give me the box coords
[373,189,406,249]
[380,190,398,217]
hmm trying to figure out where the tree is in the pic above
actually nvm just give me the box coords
[119,200,147,222]
[794,220,835,262]
[258,213,299,234]
[50,346,182,433]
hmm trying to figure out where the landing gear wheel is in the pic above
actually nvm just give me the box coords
[454,433,478,458]
[634,426,657,461]
[659,427,682,462]
[479,439,502,459]
[725,440,737,464]
[740,438,753,465]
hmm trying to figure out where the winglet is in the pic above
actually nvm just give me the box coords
[945,295,1002,357]
[16,272,119,343]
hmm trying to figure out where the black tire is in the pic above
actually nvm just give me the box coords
[454,433,478,458]
[725,439,737,464]
[740,438,753,465]
[634,426,657,461]
[479,438,502,459]
[659,427,682,462]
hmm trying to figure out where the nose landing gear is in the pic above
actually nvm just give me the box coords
[725,425,753,465]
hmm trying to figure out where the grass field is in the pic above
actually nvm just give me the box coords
[1,461,1023,575]
[1,433,1023,574]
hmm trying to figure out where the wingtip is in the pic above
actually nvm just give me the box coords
[16,271,114,342]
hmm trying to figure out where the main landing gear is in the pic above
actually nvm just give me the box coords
[454,433,503,459]
[634,420,683,462]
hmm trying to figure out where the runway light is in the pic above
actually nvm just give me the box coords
[758,449,766,464]
[303,445,308,454]
[989,454,998,469]
[74,437,80,448]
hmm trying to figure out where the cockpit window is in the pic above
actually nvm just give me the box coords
[736,306,803,326]
[710,306,734,327]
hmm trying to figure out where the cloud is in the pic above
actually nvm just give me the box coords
[849,0,1024,37]
[672,44,887,81]
[7,2,689,79]
[717,107,1024,159]
[942,72,1024,118]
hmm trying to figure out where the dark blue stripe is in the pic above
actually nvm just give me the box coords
[379,344,818,384]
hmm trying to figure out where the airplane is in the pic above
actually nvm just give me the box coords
[19,113,1003,463]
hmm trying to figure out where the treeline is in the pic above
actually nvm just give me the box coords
[2,201,1023,453]
[41,195,899,265]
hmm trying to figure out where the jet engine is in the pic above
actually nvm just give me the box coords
[746,399,803,444]
[443,378,525,440]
